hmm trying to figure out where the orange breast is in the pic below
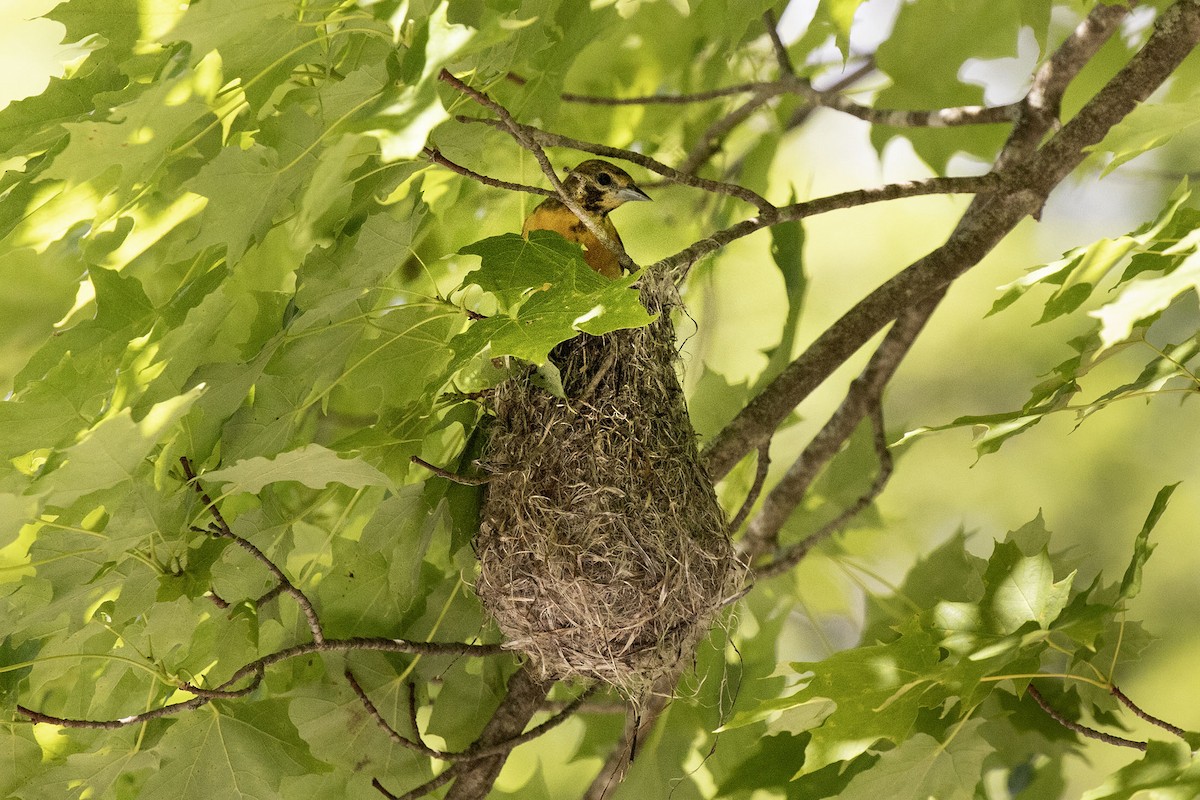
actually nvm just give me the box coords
[522,202,623,279]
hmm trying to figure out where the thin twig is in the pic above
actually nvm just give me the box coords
[348,671,441,758]
[1027,684,1146,751]
[373,771,457,800]
[1112,684,1189,740]
[754,403,894,579]
[410,455,492,486]
[810,91,1020,127]
[455,115,775,212]
[423,146,553,198]
[775,58,876,142]
[763,9,795,76]
[727,441,771,534]
[18,637,503,729]
[350,672,590,763]
[178,667,265,699]
[581,673,675,800]
[579,349,619,401]
[655,174,1001,283]
[561,82,765,105]
[18,697,212,729]
[739,296,933,562]
[181,456,326,643]
[677,85,782,175]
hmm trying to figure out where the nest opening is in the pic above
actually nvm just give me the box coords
[476,275,743,695]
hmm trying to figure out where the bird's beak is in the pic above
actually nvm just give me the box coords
[616,184,652,203]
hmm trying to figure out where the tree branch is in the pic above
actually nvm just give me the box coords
[727,441,771,534]
[763,9,796,76]
[677,85,782,176]
[410,455,493,485]
[442,664,553,799]
[701,0,1197,481]
[348,670,593,762]
[753,402,895,580]
[739,297,930,567]
[558,82,766,105]
[654,174,1002,283]
[1112,684,1190,740]
[17,637,503,729]
[182,456,325,644]
[549,74,1017,129]
[1027,684,1147,751]
[455,114,776,212]
[423,146,553,198]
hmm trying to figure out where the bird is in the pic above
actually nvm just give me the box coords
[522,159,651,279]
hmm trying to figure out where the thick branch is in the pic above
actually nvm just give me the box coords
[703,1,1199,481]
[442,664,553,799]
[740,297,932,565]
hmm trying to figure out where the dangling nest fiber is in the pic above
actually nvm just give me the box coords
[476,273,743,694]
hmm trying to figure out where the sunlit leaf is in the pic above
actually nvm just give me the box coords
[1119,483,1177,601]
[198,444,395,494]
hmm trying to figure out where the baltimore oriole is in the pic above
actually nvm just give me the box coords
[522,160,651,279]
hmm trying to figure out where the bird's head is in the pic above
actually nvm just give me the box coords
[562,160,651,216]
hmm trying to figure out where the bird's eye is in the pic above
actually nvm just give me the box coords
[596,172,612,186]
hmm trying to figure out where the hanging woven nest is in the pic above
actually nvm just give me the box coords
[475,273,743,695]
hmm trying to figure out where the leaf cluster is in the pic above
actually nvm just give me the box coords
[3,0,1200,798]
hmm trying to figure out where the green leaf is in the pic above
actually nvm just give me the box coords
[446,232,654,368]
[981,540,1074,635]
[1081,740,1200,800]
[782,628,942,775]
[837,719,990,800]
[0,724,42,797]
[990,181,1197,340]
[812,0,868,58]
[1119,483,1177,601]
[41,74,209,193]
[1091,91,1200,175]
[717,732,813,795]
[1093,253,1200,351]
[198,444,395,494]
[0,494,38,550]
[872,0,1023,171]
[36,386,205,507]
[183,141,308,266]
[139,700,324,800]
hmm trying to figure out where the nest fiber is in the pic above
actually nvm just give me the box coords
[476,276,741,693]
